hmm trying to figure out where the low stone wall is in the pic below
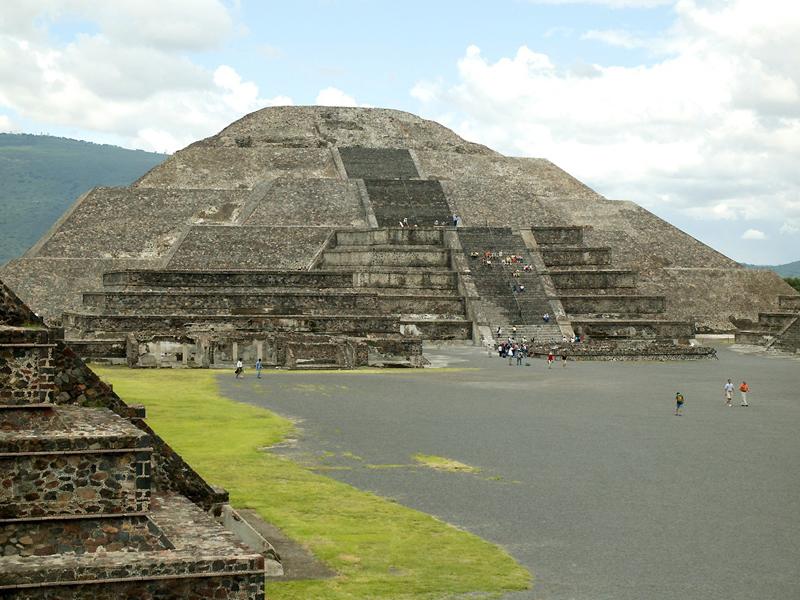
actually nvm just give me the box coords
[82,291,465,318]
[320,247,450,269]
[735,330,773,345]
[335,228,443,247]
[5,573,265,599]
[571,319,694,340]
[531,226,583,245]
[560,295,665,315]
[1,448,150,518]
[65,313,472,340]
[105,270,354,289]
[0,515,172,557]
[352,270,457,289]
[528,341,715,361]
[758,312,796,328]
[779,295,800,311]
[541,247,611,267]
[66,339,126,359]
[549,269,637,289]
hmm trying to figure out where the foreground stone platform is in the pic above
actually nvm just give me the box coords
[0,280,276,598]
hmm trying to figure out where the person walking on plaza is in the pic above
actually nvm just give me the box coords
[547,350,554,369]
[235,358,243,379]
[723,379,734,406]
[255,358,263,379]
[561,349,568,367]
[739,381,749,406]
[674,392,685,416]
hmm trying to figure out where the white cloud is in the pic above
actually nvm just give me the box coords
[315,86,368,107]
[742,229,766,240]
[411,0,800,259]
[0,114,16,131]
[581,29,645,49]
[0,2,289,152]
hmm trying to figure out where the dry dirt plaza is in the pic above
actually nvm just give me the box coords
[222,343,800,600]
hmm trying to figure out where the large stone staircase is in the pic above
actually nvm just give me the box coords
[532,226,694,341]
[457,227,562,343]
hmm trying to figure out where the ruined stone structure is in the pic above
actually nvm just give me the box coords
[0,280,278,597]
[1,106,795,364]
[734,294,800,353]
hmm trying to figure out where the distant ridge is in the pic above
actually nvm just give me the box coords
[0,133,166,264]
[742,260,800,278]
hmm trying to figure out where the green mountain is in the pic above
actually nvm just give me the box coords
[743,261,800,278]
[0,134,166,265]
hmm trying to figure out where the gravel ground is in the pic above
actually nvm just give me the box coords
[220,344,800,600]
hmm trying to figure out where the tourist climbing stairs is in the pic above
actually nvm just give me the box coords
[457,227,561,343]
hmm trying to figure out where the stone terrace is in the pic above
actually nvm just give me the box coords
[0,280,274,598]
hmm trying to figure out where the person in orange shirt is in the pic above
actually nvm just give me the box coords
[739,381,750,407]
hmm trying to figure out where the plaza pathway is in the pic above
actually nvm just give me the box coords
[221,345,800,600]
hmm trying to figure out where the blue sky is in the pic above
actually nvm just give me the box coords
[1,1,798,264]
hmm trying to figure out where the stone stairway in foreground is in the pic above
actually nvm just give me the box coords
[457,227,562,343]
[532,226,694,341]
[0,280,270,598]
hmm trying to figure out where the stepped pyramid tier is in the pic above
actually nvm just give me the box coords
[1,279,279,597]
[1,106,796,363]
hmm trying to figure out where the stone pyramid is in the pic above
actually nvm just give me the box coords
[1,107,795,365]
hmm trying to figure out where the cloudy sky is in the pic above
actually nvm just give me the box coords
[1,0,798,264]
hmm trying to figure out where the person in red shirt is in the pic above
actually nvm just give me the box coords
[739,381,750,406]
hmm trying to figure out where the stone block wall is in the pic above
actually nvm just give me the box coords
[167,226,332,271]
[335,228,443,247]
[320,247,451,269]
[531,226,583,245]
[0,515,173,557]
[541,247,611,267]
[571,319,694,340]
[104,269,354,290]
[244,179,366,228]
[135,146,338,189]
[1,447,150,518]
[36,188,250,260]
[559,295,666,315]
[0,341,54,405]
[549,270,637,289]
[82,291,465,318]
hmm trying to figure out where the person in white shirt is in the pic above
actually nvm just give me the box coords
[723,379,734,406]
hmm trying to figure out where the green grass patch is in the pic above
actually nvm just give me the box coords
[413,454,482,474]
[94,367,530,600]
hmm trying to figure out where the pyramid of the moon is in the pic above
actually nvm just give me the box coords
[1,106,796,365]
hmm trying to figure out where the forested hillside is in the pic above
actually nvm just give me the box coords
[0,134,166,264]
[743,261,800,278]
